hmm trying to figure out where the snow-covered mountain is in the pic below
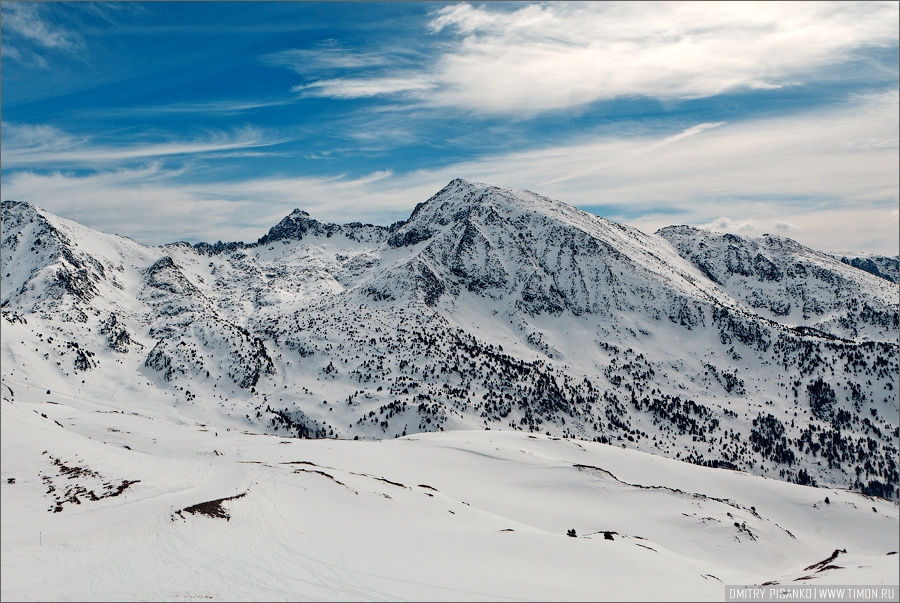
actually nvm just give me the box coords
[2,180,898,501]
[657,226,898,340]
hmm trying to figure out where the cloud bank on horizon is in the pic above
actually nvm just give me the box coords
[1,1,898,254]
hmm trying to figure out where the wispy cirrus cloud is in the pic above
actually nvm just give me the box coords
[267,44,435,100]
[283,1,898,115]
[1,2,84,66]
[292,76,435,99]
[1,123,291,167]
[91,98,296,117]
[263,46,391,74]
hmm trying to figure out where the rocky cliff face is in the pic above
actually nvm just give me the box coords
[839,255,899,284]
[2,182,897,498]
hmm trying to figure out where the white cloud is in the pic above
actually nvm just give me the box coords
[0,123,86,154]
[269,45,434,100]
[702,217,759,233]
[394,90,899,254]
[0,165,256,245]
[425,1,898,114]
[288,1,898,114]
[773,221,799,232]
[395,91,899,220]
[98,98,295,116]
[0,167,415,246]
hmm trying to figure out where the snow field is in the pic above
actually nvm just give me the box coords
[2,379,897,601]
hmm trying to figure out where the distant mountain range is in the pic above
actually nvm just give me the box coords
[2,179,897,498]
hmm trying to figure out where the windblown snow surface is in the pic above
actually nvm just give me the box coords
[1,179,898,600]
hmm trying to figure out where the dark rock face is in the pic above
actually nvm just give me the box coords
[448,221,509,294]
[387,227,435,248]
[416,263,445,307]
[100,313,139,353]
[52,263,100,304]
[658,227,792,286]
[2,201,111,311]
[841,256,899,284]
[258,210,327,244]
[518,274,566,316]
[194,240,249,256]
[752,253,783,282]
[724,245,754,277]
[386,179,482,249]
[1,200,38,235]
[146,257,202,298]
[258,209,389,246]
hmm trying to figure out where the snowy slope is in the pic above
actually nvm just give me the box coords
[1,181,898,503]
[2,382,897,601]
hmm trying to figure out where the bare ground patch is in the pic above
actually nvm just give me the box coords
[40,454,139,513]
[174,493,247,521]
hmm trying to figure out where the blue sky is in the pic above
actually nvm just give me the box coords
[2,1,898,254]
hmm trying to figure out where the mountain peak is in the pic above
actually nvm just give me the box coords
[387,179,576,249]
[1,199,40,226]
[256,207,389,247]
